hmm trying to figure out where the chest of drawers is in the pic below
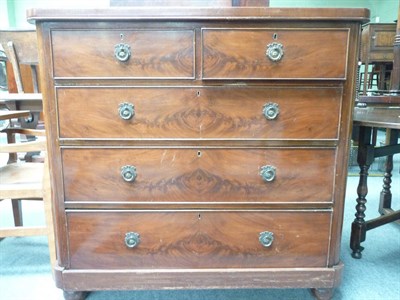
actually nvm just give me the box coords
[28,7,369,300]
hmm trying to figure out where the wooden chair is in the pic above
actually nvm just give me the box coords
[0,126,56,268]
[0,29,42,131]
[0,29,39,93]
[0,30,55,268]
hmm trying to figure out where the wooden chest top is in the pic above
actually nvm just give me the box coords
[27,7,369,22]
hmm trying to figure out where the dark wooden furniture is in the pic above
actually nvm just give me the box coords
[351,6,400,259]
[28,7,368,300]
[350,105,400,259]
[360,23,396,95]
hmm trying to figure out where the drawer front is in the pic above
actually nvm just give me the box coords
[57,87,341,139]
[368,25,396,61]
[51,30,194,78]
[202,29,349,79]
[62,148,335,203]
[67,210,331,269]
[370,25,396,50]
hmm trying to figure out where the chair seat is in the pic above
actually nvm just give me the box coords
[0,29,56,270]
[0,162,43,199]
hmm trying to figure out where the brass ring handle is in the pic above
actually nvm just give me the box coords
[259,231,274,247]
[125,232,140,248]
[266,42,284,62]
[260,165,276,182]
[121,165,137,182]
[118,102,135,120]
[114,43,131,62]
[263,102,279,120]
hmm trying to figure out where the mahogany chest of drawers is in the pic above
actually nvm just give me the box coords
[28,7,369,300]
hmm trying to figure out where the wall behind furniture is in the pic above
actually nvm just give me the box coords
[1,0,109,28]
[1,0,398,28]
[270,0,398,23]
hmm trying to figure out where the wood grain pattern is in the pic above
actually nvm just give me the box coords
[67,210,331,269]
[27,8,370,23]
[57,87,341,139]
[360,24,396,62]
[0,30,38,65]
[31,7,367,298]
[58,265,341,291]
[51,30,194,78]
[62,148,335,203]
[202,29,349,79]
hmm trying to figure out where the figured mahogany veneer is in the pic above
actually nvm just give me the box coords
[62,148,335,203]
[67,210,331,269]
[28,7,368,300]
[51,30,195,79]
[57,87,341,139]
[202,28,349,80]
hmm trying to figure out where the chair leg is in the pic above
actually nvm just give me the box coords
[11,199,23,226]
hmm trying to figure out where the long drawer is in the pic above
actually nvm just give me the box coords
[62,148,335,203]
[202,28,349,79]
[67,210,332,269]
[56,87,341,139]
[51,30,194,78]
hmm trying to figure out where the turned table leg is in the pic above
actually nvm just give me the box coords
[379,129,399,214]
[350,126,374,259]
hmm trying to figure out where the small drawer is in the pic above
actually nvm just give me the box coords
[202,28,349,79]
[51,30,194,78]
[56,87,341,139]
[62,148,335,203]
[67,210,331,269]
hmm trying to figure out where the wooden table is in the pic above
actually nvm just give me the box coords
[350,105,400,259]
